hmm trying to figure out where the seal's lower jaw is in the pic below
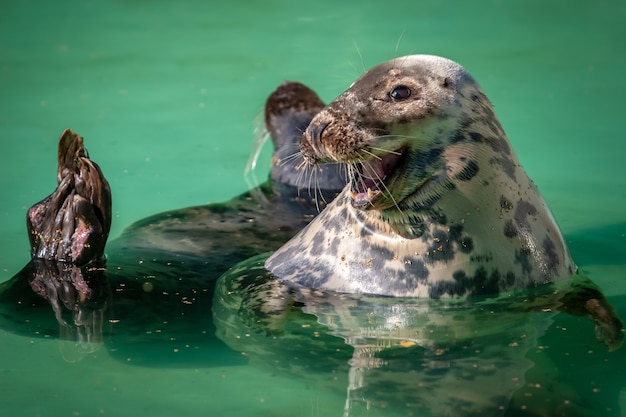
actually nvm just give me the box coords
[350,148,405,209]
[351,187,382,208]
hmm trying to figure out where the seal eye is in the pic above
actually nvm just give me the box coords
[389,85,412,101]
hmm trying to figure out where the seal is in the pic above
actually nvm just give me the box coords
[266,54,577,298]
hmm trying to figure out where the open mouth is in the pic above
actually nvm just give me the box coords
[350,148,405,207]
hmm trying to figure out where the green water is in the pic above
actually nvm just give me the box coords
[1,0,625,416]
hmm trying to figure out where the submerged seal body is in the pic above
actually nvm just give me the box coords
[266,54,575,298]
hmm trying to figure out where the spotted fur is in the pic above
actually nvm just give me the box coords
[266,55,576,297]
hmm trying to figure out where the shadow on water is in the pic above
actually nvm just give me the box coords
[0,256,245,368]
[0,244,624,415]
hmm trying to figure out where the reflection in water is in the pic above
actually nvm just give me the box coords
[0,250,623,415]
[213,255,624,417]
[23,259,109,362]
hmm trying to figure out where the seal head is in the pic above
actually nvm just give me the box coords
[267,55,576,297]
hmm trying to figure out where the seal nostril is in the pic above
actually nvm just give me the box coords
[306,121,330,155]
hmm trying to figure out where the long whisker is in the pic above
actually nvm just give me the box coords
[353,153,401,213]
[352,40,366,73]
[307,163,317,197]
[278,150,304,167]
[314,167,329,208]
[369,133,417,141]
[307,166,322,212]
[359,149,382,161]
[369,146,403,156]
[294,161,309,195]
[372,168,401,213]
[343,162,351,186]
[353,157,370,196]
[394,30,406,58]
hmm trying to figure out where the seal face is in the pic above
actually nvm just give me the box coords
[266,55,576,298]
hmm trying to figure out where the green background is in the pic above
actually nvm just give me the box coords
[1,0,625,416]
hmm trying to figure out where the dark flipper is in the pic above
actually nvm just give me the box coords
[265,82,346,191]
[27,129,112,266]
[556,274,624,351]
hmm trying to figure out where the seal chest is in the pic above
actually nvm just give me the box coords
[266,55,576,298]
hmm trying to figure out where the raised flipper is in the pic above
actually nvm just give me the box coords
[27,129,112,266]
[265,81,346,192]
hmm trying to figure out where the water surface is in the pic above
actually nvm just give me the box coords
[1,0,625,416]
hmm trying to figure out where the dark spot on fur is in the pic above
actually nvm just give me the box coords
[460,117,474,130]
[428,272,468,298]
[308,231,326,256]
[470,254,493,263]
[448,224,464,240]
[514,248,533,275]
[373,243,396,261]
[468,131,484,143]
[429,210,448,226]
[449,224,473,253]
[505,271,516,287]
[503,219,518,238]
[399,259,430,290]
[542,237,560,277]
[337,206,349,220]
[328,237,340,254]
[424,229,455,264]
[514,200,538,233]
[469,131,511,157]
[458,236,474,253]
[491,155,517,181]
[428,267,500,298]
[499,195,513,211]
[455,160,479,181]
[450,130,466,144]
[486,120,501,136]
[421,147,444,166]
[473,268,501,295]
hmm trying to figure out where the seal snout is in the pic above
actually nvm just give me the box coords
[301,120,330,164]
[307,120,329,153]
